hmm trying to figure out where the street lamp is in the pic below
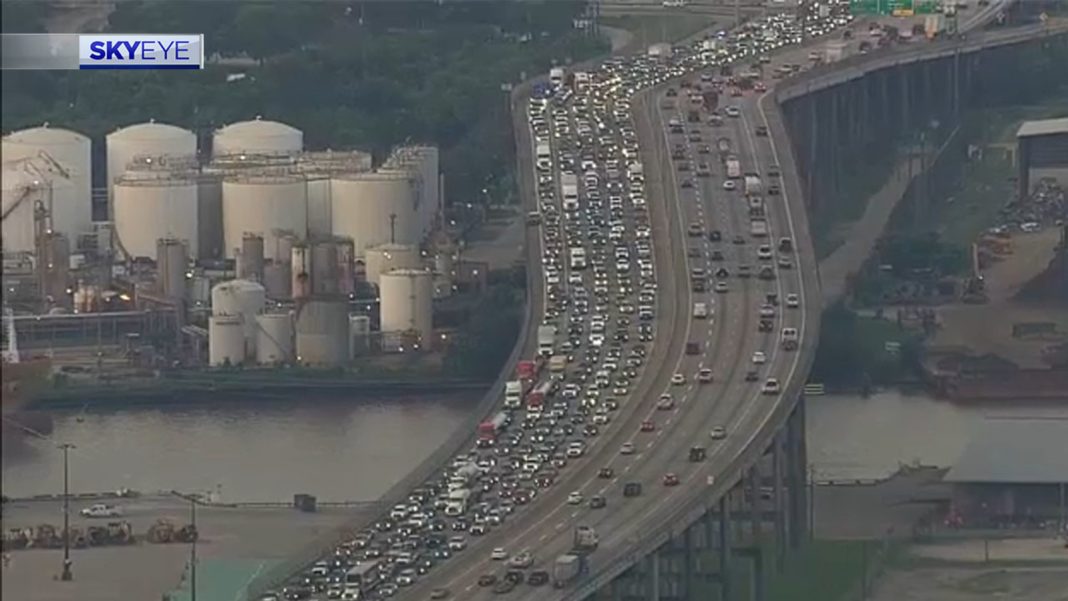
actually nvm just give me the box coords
[58,442,75,581]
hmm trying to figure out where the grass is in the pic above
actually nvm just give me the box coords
[601,15,714,48]
[812,151,900,260]
[766,539,875,601]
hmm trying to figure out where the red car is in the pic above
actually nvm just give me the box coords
[640,420,655,432]
[754,81,767,92]
[663,473,680,487]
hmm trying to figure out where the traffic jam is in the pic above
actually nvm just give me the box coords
[264,3,853,600]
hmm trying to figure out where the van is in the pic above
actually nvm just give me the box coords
[693,302,709,319]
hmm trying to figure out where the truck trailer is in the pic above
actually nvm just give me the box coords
[537,324,557,356]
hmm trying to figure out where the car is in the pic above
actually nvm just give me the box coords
[430,589,450,599]
[733,235,746,245]
[757,245,773,260]
[755,125,768,136]
[759,304,776,318]
[663,473,680,486]
[708,229,722,242]
[621,442,636,455]
[598,467,614,479]
[725,106,741,118]
[640,420,655,432]
[671,372,686,385]
[491,548,509,561]
[710,426,727,440]
[687,223,703,237]
[80,504,122,518]
[681,179,694,188]
[567,491,584,505]
[689,446,707,462]
[752,351,767,364]
[623,482,643,497]
[778,257,793,269]
[478,574,497,587]
[686,341,701,355]
[448,536,467,551]
[786,293,800,308]
[656,394,674,410]
[722,180,737,191]
[697,368,714,383]
[715,281,728,293]
[745,370,759,382]
[527,571,550,586]
[508,551,534,568]
[590,495,607,509]
[762,378,780,394]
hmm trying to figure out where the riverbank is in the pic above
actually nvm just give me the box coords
[25,372,490,410]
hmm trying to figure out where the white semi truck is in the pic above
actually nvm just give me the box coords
[537,324,557,357]
[744,175,762,196]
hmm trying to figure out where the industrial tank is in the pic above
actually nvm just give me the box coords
[209,315,247,366]
[300,151,373,238]
[256,312,294,364]
[222,174,306,260]
[196,174,224,259]
[349,314,371,358]
[2,125,92,239]
[106,121,196,205]
[363,243,420,285]
[291,244,311,299]
[384,146,439,237]
[212,117,302,157]
[211,279,266,344]
[295,298,349,366]
[156,238,188,300]
[305,176,332,238]
[1,157,76,254]
[263,262,291,300]
[310,240,339,295]
[113,174,199,260]
[330,172,418,253]
[237,233,265,282]
[379,269,434,351]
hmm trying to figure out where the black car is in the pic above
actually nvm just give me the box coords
[598,467,614,479]
[493,579,516,594]
[745,370,759,382]
[527,571,550,586]
[708,230,722,242]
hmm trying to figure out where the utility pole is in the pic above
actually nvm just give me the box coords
[58,442,75,581]
[190,498,198,601]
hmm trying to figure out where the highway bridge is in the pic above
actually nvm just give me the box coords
[245,3,1067,600]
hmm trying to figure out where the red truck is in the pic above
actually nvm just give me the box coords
[527,381,553,412]
[477,411,509,447]
[517,359,540,381]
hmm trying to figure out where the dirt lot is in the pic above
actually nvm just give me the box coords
[872,566,1068,601]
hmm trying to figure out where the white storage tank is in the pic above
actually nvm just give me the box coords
[379,269,433,351]
[295,298,349,366]
[256,312,294,364]
[209,315,247,366]
[222,174,307,260]
[211,279,266,344]
[2,125,92,241]
[113,173,199,260]
[384,146,439,237]
[1,157,76,254]
[363,243,420,285]
[212,117,303,157]
[349,314,371,358]
[106,121,197,206]
[330,172,418,253]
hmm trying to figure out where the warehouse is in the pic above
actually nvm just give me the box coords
[1016,117,1068,200]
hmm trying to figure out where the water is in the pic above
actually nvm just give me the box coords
[1,393,476,502]
[807,390,1068,482]
[5,389,1065,503]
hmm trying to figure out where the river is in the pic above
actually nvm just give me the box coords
[4,390,1066,502]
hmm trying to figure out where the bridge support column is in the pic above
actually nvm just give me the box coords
[899,65,910,133]
[719,494,732,601]
[753,545,766,601]
[649,549,660,601]
[610,577,623,601]
[682,527,693,599]
[806,94,819,211]
[747,464,761,543]
[786,395,809,548]
[773,430,787,572]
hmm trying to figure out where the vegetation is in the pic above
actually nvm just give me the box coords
[810,303,922,389]
[766,540,886,601]
[443,283,523,380]
[1,1,606,206]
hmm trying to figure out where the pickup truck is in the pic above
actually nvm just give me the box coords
[81,504,123,518]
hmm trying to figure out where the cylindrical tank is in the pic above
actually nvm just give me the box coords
[156,238,188,300]
[2,125,92,239]
[222,174,306,260]
[310,240,339,295]
[188,275,211,306]
[209,315,246,366]
[305,176,332,239]
[212,117,302,157]
[383,146,439,238]
[291,244,311,300]
[113,175,199,260]
[349,314,371,358]
[106,121,197,208]
[256,312,294,364]
[238,233,265,282]
[275,231,298,265]
[263,262,292,300]
[379,269,433,352]
[211,279,266,344]
[330,172,418,253]
[363,243,420,286]
[336,237,355,295]
[1,158,76,254]
[196,174,224,259]
[295,298,349,366]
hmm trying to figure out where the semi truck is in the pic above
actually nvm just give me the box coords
[549,354,568,373]
[750,218,769,237]
[569,246,587,270]
[552,554,586,588]
[561,173,579,211]
[549,67,565,88]
[925,14,945,39]
[537,324,557,356]
[573,526,599,552]
[476,411,509,447]
[527,380,553,411]
[744,175,762,196]
[504,380,523,408]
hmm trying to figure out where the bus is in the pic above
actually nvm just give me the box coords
[344,560,381,591]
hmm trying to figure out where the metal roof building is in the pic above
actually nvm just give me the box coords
[944,418,1068,526]
[1016,117,1068,200]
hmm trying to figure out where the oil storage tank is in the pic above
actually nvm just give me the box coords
[330,172,418,253]
[1,157,76,254]
[380,269,433,351]
[256,312,294,364]
[209,315,246,366]
[211,279,266,348]
[106,121,196,207]
[295,298,349,366]
[212,117,302,157]
[2,125,92,241]
[299,150,373,238]
[384,146,439,238]
[364,243,420,286]
[222,174,306,260]
[113,172,199,260]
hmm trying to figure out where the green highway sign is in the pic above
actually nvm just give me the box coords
[850,0,941,16]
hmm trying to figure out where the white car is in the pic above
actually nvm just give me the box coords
[722,180,737,191]
[656,394,675,410]
[786,293,800,308]
[620,442,636,455]
[80,504,122,518]
[671,373,686,385]
[715,281,729,293]
[697,368,714,383]
[725,106,741,118]
[567,491,584,505]
[759,304,776,318]
[491,548,509,561]
[757,245,773,260]
[762,378,781,394]
[448,536,467,551]
[509,551,534,568]
[752,351,767,364]
[710,426,727,440]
